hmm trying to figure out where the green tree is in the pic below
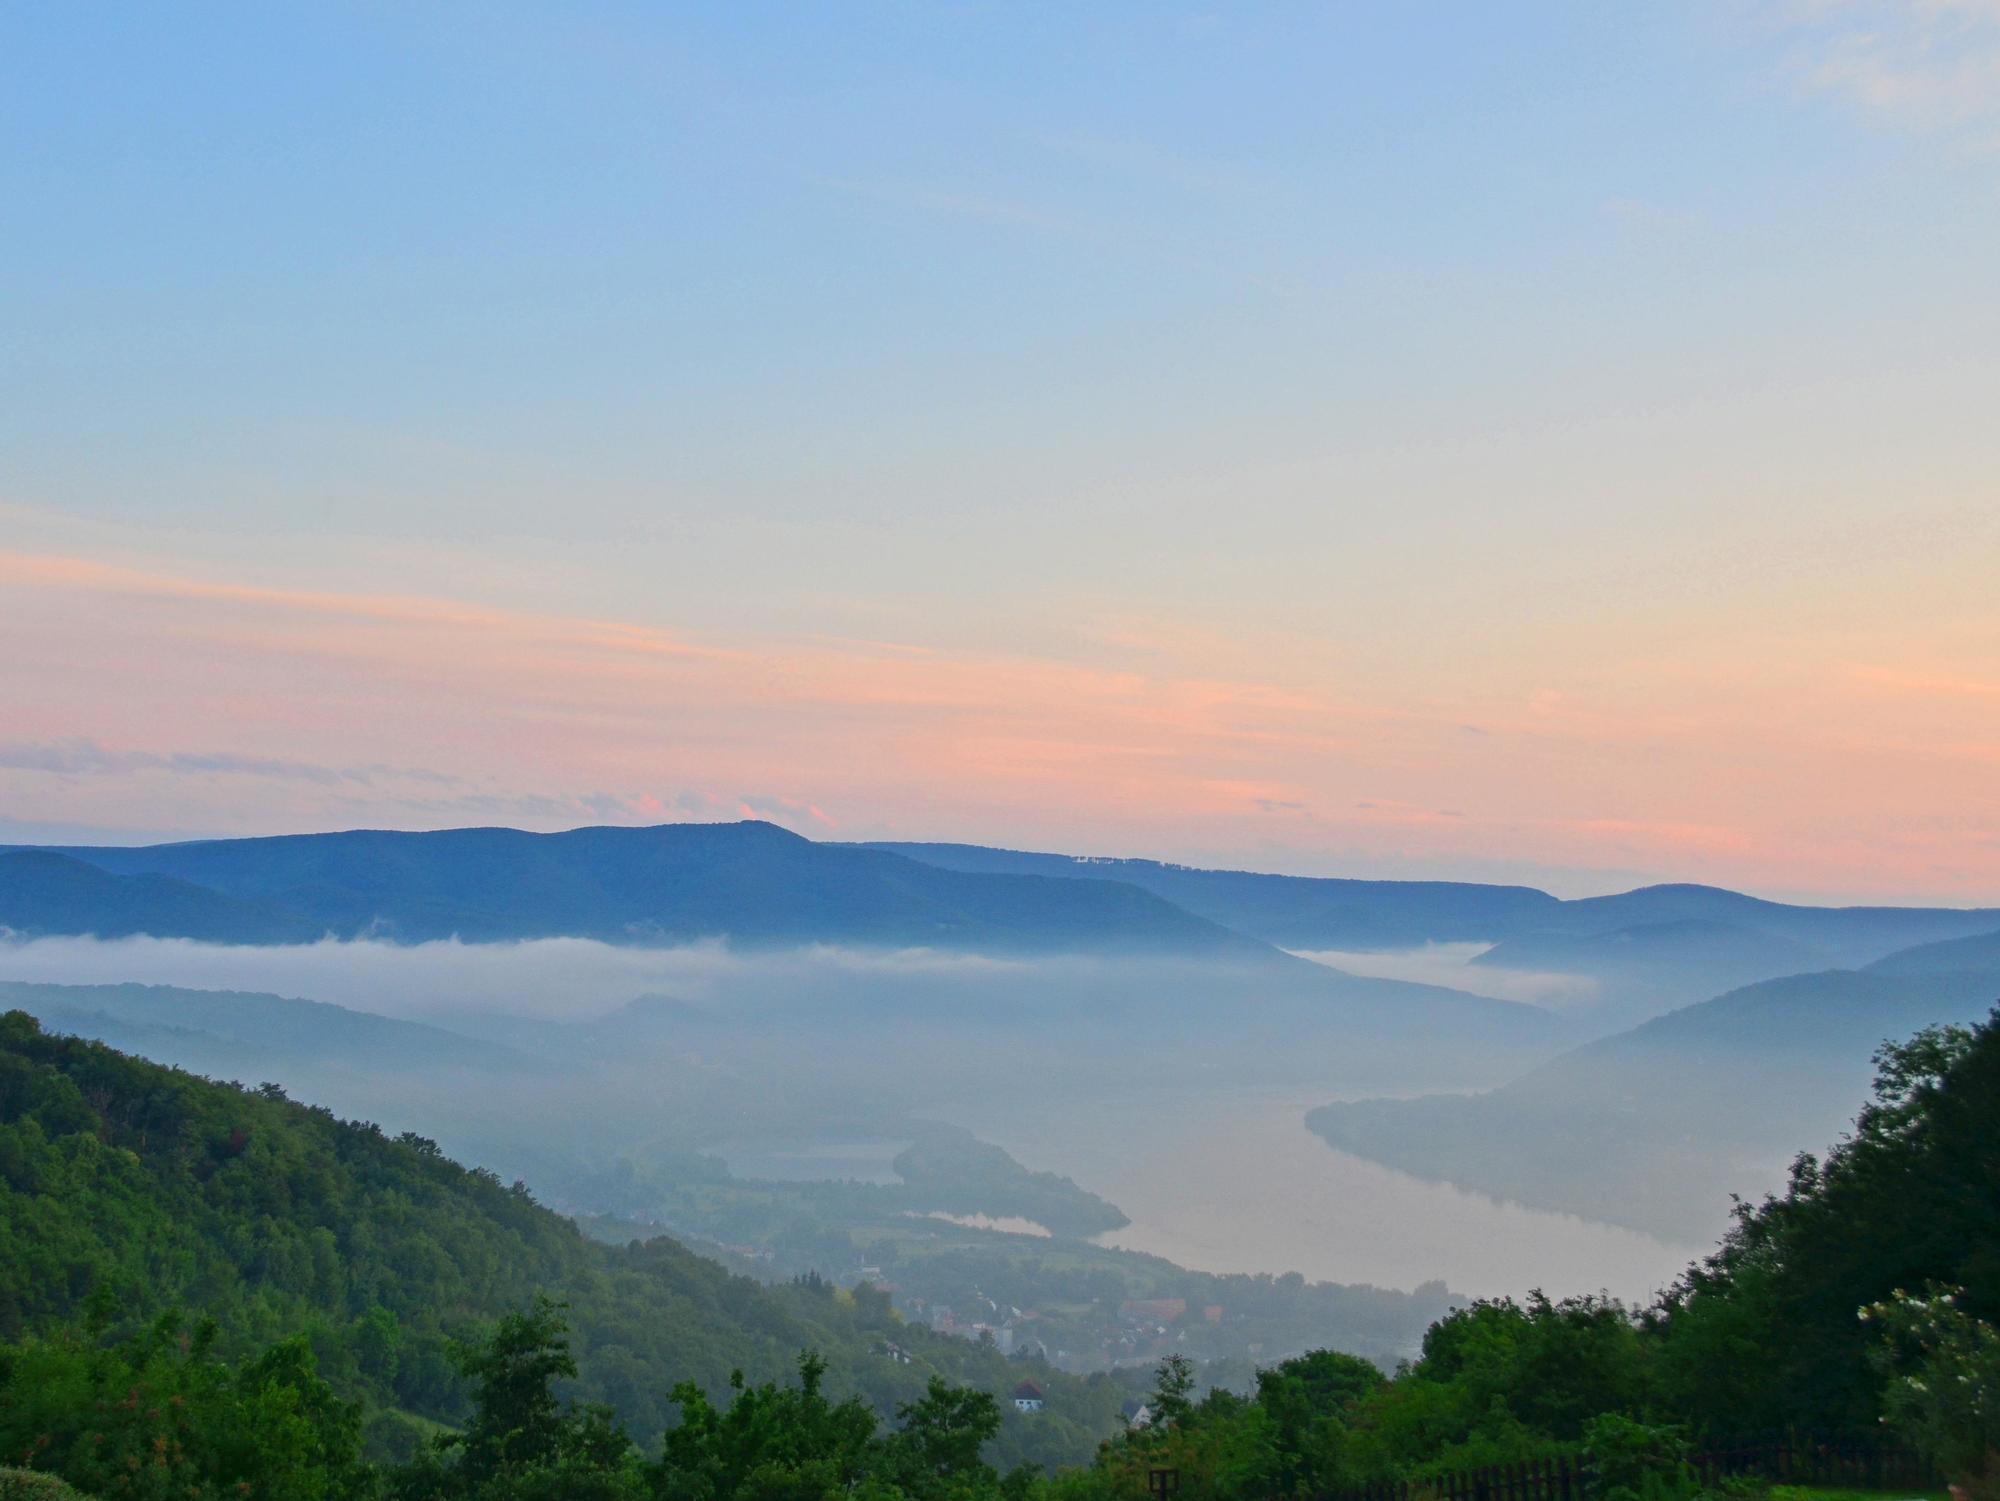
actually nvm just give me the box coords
[1654,1017,2000,1436]
[881,1377,1004,1499]
[0,1312,370,1501]
[1252,1350,1384,1495]
[393,1298,641,1500]
[1149,1355,1196,1432]
[653,1349,879,1500]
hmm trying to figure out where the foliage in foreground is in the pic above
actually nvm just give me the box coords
[1,1299,1038,1501]
[1867,1289,2000,1501]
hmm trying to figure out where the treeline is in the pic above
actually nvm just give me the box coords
[0,1297,1049,1501]
[2,1006,1996,1500]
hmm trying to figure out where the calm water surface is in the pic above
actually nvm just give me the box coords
[948,1084,1701,1304]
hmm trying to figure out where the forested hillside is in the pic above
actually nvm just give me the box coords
[0,1012,1125,1470]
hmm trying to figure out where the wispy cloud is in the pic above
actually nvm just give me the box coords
[1773,0,2000,142]
[0,736,445,788]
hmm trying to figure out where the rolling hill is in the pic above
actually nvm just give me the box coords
[2,822,1271,955]
[0,978,527,1081]
[1520,882,2000,966]
[1466,916,1835,1020]
[1864,924,2000,976]
[0,850,320,943]
[855,842,1561,948]
[862,845,2000,962]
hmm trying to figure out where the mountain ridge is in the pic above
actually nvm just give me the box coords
[861,843,2000,957]
[1,822,1274,957]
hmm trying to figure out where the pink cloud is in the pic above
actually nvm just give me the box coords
[3,549,1998,902]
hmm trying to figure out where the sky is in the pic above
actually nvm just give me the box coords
[3,2,1998,902]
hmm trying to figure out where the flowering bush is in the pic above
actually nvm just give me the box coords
[1864,1288,2000,1501]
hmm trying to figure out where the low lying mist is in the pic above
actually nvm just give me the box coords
[1293,943,1599,1009]
[0,932,1033,1022]
[0,931,1716,1307]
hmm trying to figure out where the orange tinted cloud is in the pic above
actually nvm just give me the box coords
[2,549,1997,902]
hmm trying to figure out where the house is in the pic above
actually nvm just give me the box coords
[1012,1381,1045,1414]
[1121,1399,1155,1430]
[1119,1298,1187,1326]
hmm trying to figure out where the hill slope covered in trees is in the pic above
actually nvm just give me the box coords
[0,1011,1125,1469]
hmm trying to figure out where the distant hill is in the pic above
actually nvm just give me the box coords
[0,850,319,943]
[2,822,1273,956]
[0,979,526,1081]
[1864,925,2000,976]
[1472,917,1828,977]
[1468,917,1836,1021]
[855,842,1560,948]
[1467,888,2000,1026]
[1520,882,2000,967]
[860,845,2000,965]
[1305,964,2000,1243]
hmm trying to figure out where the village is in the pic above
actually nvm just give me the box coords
[855,1257,1241,1381]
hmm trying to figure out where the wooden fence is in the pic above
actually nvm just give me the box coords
[1312,1437,1937,1501]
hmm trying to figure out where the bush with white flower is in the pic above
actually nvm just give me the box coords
[1865,1288,2000,1501]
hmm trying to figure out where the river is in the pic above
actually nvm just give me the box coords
[946,1084,1703,1304]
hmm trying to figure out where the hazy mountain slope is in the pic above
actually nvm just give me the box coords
[0,979,525,1078]
[855,841,1560,947]
[8,822,1273,955]
[0,850,320,943]
[1864,926,2000,976]
[859,845,2000,965]
[1473,918,1827,977]
[0,1013,1125,1465]
[1305,967,2000,1242]
[1469,917,1835,1018]
[1527,883,2000,966]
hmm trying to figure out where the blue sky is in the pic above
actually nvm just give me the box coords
[3,3,1999,900]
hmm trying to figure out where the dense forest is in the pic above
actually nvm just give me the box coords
[2,1004,1996,1500]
